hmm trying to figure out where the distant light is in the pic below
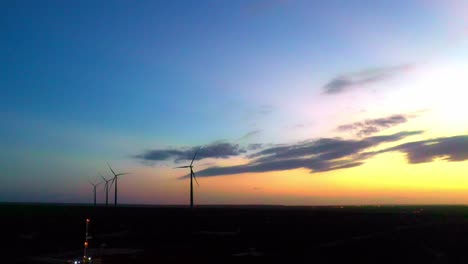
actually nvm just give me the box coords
[88,257,91,260]
[86,219,90,222]
[74,261,77,264]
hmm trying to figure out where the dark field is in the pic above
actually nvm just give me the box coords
[4,204,468,263]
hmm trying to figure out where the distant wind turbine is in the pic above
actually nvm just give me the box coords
[175,148,201,207]
[99,172,113,207]
[107,163,129,207]
[89,180,102,206]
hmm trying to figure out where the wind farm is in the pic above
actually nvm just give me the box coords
[3,0,468,263]
[5,149,467,263]
[81,165,129,208]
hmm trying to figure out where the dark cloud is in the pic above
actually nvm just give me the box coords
[196,157,366,178]
[249,131,422,162]
[196,158,316,177]
[337,114,409,137]
[137,149,185,161]
[247,143,263,150]
[324,78,353,94]
[377,135,468,164]
[195,131,423,177]
[323,64,413,94]
[240,130,262,140]
[198,142,247,159]
[136,142,247,163]
[139,131,467,179]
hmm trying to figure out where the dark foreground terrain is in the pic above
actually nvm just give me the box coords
[3,204,468,263]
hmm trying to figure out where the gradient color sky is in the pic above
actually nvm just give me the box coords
[2,0,467,205]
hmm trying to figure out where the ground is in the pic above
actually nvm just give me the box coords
[3,204,468,263]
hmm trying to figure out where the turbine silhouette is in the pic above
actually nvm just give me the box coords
[107,163,129,207]
[99,172,113,207]
[175,148,201,207]
[89,179,102,206]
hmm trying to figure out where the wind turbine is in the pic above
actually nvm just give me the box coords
[107,163,129,207]
[175,148,201,207]
[99,172,113,207]
[89,180,102,206]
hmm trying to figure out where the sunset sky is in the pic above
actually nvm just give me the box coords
[2,0,467,205]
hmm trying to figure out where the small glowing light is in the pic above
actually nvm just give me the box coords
[88,257,91,260]
[86,219,90,222]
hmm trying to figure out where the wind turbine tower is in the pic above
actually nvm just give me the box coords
[176,148,201,207]
[107,163,128,207]
[99,172,112,207]
[89,180,101,206]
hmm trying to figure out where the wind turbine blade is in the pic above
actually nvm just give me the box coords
[116,172,129,177]
[107,162,117,176]
[192,172,199,186]
[98,172,108,181]
[175,166,190,168]
[190,147,201,166]
[109,178,115,188]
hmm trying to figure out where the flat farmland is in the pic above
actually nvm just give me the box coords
[3,204,468,263]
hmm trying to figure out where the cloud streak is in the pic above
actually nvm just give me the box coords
[376,135,468,164]
[323,64,413,94]
[240,130,262,140]
[137,132,468,179]
[136,142,246,163]
[258,104,275,115]
[337,114,410,137]
[195,131,423,177]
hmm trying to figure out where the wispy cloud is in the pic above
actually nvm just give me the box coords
[323,64,414,94]
[258,104,275,115]
[240,130,262,140]
[291,122,314,129]
[195,131,423,177]
[241,105,275,126]
[337,114,411,137]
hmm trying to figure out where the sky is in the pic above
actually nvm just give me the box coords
[1,0,467,205]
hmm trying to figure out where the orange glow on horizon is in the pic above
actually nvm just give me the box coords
[118,151,468,206]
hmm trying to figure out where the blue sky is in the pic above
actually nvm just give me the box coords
[2,0,467,204]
